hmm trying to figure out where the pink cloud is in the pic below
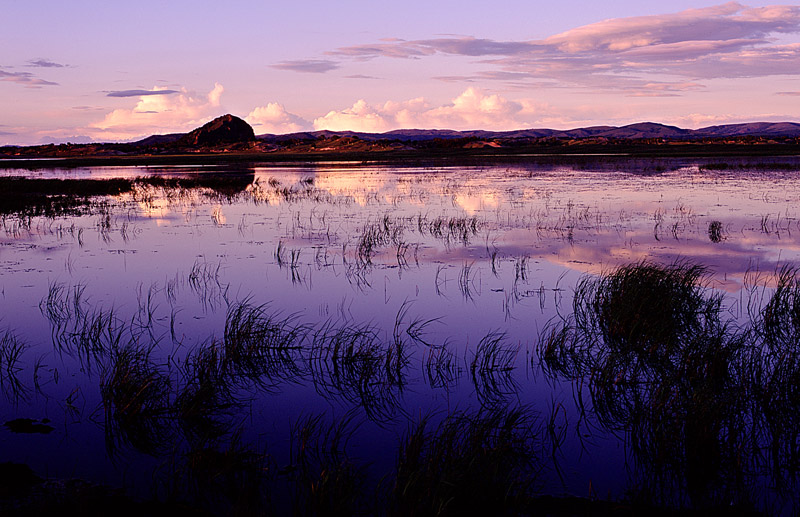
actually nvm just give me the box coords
[313,88,541,132]
[90,83,225,140]
[325,3,800,91]
[245,103,311,133]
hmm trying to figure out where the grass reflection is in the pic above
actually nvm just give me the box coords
[537,261,800,510]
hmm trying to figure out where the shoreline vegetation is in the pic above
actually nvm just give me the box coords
[3,142,800,170]
[0,176,254,218]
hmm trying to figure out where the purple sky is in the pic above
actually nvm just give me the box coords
[2,1,799,144]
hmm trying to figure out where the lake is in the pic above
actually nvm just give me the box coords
[2,157,800,514]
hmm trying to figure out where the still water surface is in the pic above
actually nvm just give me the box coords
[2,159,800,512]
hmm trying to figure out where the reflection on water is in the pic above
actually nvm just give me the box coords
[2,159,800,513]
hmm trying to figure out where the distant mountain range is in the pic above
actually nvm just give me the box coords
[3,115,800,161]
[251,121,800,143]
[127,120,800,148]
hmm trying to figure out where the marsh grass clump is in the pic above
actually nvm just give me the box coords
[223,301,307,386]
[187,260,228,312]
[355,217,405,268]
[289,414,368,516]
[175,343,238,438]
[575,260,722,363]
[67,308,126,370]
[539,261,753,508]
[759,265,800,349]
[425,215,481,246]
[752,266,800,478]
[470,331,520,409]
[308,321,404,422]
[41,281,127,370]
[423,343,460,390]
[708,220,725,243]
[0,330,28,403]
[182,431,270,515]
[390,407,540,516]
[100,345,171,454]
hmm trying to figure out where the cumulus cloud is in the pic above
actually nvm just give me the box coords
[313,88,539,132]
[328,3,800,92]
[271,59,340,73]
[245,103,311,133]
[90,83,225,140]
[314,100,395,132]
[106,89,179,98]
[0,69,58,87]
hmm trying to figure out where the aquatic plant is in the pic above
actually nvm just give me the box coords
[422,343,460,390]
[390,407,540,516]
[289,413,368,516]
[752,266,800,482]
[470,331,520,409]
[538,261,754,508]
[100,344,171,454]
[458,261,479,301]
[572,260,723,362]
[0,330,28,403]
[708,220,725,243]
[222,300,307,387]
[182,430,270,515]
[187,259,228,312]
[175,342,238,438]
[308,320,404,423]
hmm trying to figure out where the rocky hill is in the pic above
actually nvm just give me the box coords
[179,114,255,146]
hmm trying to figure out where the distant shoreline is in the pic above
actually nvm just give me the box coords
[3,143,800,169]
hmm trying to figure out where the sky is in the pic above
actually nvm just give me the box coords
[1,0,799,145]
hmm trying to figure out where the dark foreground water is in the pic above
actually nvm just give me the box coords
[2,158,800,514]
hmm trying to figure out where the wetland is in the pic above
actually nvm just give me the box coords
[2,156,800,514]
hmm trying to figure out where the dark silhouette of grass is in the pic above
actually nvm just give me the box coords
[308,320,404,423]
[538,261,757,509]
[423,343,460,390]
[470,331,520,409]
[288,413,369,516]
[0,175,254,218]
[175,342,238,439]
[751,265,800,483]
[100,345,171,455]
[390,407,540,516]
[181,430,270,515]
[708,220,725,242]
[222,300,307,388]
[0,330,28,403]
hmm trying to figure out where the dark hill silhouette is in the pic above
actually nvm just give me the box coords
[4,118,800,161]
[694,122,800,137]
[179,114,255,146]
[254,122,800,143]
[595,122,690,139]
[129,119,800,148]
